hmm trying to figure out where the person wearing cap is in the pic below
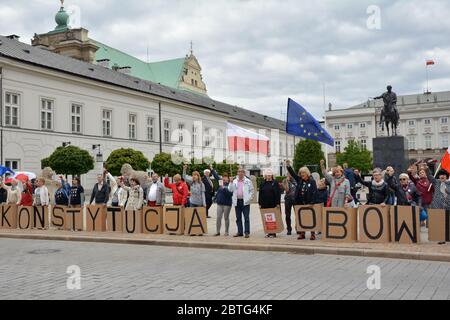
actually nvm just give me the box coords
[386,173,419,206]
[228,168,254,238]
[259,168,281,238]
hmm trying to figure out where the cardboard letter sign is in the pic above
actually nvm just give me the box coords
[51,206,66,230]
[184,207,208,236]
[106,207,123,232]
[123,210,142,234]
[260,207,284,234]
[0,204,18,229]
[86,205,106,232]
[142,207,163,234]
[65,207,83,231]
[390,206,420,244]
[294,204,323,232]
[359,205,391,243]
[18,206,32,229]
[164,206,184,235]
[33,206,49,230]
[323,207,357,242]
[428,209,450,243]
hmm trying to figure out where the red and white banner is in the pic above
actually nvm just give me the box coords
[227,123,270,155]
[441,146,450,173]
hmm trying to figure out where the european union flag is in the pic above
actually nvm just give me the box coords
[286,98,334,146]
[0,166,15,176]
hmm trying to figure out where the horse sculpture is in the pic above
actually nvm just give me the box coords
[374,86,400,137]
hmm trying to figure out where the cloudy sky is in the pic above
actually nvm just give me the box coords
[1,0,449,120]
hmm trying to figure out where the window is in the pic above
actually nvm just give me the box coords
[334,124,340,131]
[360,123,366,129]
[335,141,341,153]
[441,117,449,124]
[217,130,224,149]
[41,98,54,130]
[191,79,195,86]
[4,92,20,127]
[164,120,171,143]
[204,128,211,147]
[102,109,112,137]
[128,113,137,140]
[71,103,82,133]
[360,139,367,150]
[178,123,185,143]
[146,117,155,142]
[192,125,199,147]
[441,135,449,149]
[424,119,432,126]
[347,124,353,130]
[5,159,20,171]
[408,120,416,127]
[408,136,416,150]
[425,135,432,150]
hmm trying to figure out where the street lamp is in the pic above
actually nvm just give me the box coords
[92,144,103,163]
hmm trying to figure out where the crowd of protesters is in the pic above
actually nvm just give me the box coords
[1,158,449,243]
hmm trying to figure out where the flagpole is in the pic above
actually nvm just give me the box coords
[426,63,429,94]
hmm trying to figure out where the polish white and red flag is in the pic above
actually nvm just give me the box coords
[227,123,270,155]
[441,146,450,173]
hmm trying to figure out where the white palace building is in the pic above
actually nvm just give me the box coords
[0,3,298,187]
[325,91,450,167]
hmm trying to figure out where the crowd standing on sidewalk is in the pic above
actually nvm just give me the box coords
[0,158,449,244]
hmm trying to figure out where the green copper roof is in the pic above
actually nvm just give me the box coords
[54,6,70,32]
[94,41,187,89]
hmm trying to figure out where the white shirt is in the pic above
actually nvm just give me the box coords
[34,186,49,206]
[148,183,158,202]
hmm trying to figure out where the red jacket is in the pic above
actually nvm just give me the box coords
[164,178,189,206]
[409,173,434,206]
[20,183,33,206]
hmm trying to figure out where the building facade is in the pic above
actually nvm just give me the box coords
[325,91,450,167]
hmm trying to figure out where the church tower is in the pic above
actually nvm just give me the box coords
[31,0,99,63]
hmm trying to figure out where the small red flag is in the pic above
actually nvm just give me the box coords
[426,60,435,66]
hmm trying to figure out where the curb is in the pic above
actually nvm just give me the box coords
[0,232,449,262]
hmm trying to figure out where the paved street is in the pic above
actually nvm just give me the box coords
[0,238,450,300]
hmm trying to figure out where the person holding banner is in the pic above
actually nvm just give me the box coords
[314,179,329,207]
[89,174,110,206]
[0,177,7,204]
[33,178,49,206]
[408,164,434,209]
[355,168,389,206]
[320,160,350,208]
[121,178,144,211]
[282,173,297,236]
[202,169,215,219]
[287,160,318,240]
[259,169,281,238]
[164,174,189,207]
[428,169,450,210]
[111,176,128,207]
[2,178,21,205]
[211,170,233,237]
[228,168,254,238]
[54,176,70,206]
[19,179,33,206]
[386,173,419,206]
[69,177,85,207]
[144,173,165,207]
[182,169,206,208]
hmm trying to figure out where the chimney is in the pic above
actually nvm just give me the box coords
[6,34,20,41]
[96,59,110,68]
[118,66,132,75]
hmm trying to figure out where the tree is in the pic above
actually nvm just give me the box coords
[214,161,240,177]
[336,140,373,173]
[150,153,183,177]
[105,148,150,176]
[293,140,325,173]
[41,146,95,176]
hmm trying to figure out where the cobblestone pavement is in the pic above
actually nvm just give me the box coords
[0,238,449,300]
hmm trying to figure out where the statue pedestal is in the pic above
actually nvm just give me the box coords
[373,136,409,174]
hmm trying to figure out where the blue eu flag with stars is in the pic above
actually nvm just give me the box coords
[286,98,334,147]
